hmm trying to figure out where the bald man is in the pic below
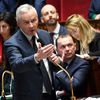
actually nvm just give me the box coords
[41,4,67,45]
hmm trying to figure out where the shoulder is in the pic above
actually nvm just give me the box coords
[37,29,51,44]
[37,29,48,33]
[37,29,49,36]
[74,56,89,65]
[92,32,100,42]
[4,30,21,45]
[59,25,67,35]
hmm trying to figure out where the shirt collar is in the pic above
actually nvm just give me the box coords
[53,22,60,34]
[20,29,39,41]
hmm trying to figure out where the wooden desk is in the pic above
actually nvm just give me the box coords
[85,59,100,96]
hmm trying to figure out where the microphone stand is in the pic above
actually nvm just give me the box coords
[36,40,76,100]
[56,63,76,100]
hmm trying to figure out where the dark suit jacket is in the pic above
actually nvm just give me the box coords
[4,29,56,100]
[59,25,67,35]
[89,32,100,56]
[88,0,100,19]
[55,55,90,99]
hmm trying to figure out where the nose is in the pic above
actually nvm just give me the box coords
[48,12,52,18]
[65,46,70,51]
[29,22,33,28]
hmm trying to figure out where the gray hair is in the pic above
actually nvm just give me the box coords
[16,4,38,22]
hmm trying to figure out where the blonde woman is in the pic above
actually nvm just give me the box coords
[65,14,100,63]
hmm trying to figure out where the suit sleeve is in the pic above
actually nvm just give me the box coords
[55,60,90,96]
[4,41,38,73]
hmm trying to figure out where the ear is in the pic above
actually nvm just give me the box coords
[74,43,77,51]
[56,13,59,20]
[17,21,20,28]
[40,17,44,23]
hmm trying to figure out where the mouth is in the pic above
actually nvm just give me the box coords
[29,29,35,32]
[65,53,71,56]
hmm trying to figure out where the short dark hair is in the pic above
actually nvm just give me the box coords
[56,33,77,47]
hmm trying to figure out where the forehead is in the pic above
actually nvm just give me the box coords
[19,10,37,21]
[0,20,9,26]
[58,36,74,45]
[42,5,56,14]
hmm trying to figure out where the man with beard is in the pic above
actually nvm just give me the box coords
[41,4,67,45]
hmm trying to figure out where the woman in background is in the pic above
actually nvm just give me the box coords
[0,12,16,95]
[65,14,100,63]
[65,14,100,96]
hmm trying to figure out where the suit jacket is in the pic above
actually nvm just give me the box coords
[55,55,90,99]
[89,32,100,56]
[88,0,100,19]
[58,25,67,35]
[4,29,56,100]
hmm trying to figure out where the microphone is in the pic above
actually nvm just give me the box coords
[56,63,76,100]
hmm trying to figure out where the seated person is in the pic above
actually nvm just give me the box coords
[52,34,90,100]
[65,14,100,64]
[0,12,16,95]
[88,0,100,19]
[41,4,67,45]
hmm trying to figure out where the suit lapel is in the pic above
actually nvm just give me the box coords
[17,30,36,53]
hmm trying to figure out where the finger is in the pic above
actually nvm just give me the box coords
[61,50,65,62]
[38,42,42,49]
[43,44,54,50]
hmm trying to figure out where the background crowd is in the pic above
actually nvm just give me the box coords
[0,0,99,100]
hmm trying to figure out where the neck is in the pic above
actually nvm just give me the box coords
[46,25,56,32]
[3,35,11,41]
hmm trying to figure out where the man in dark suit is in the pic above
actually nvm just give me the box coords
[41,4,67,45]
[51,34,90,100]
[4,4,56,100]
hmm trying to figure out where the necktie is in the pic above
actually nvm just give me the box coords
[50,32,54,43]
[32,36,37,52]
[63,62,68,69]
[40,62,52,94]
[32,36,52,94]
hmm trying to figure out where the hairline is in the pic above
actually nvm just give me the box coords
[16,4,38,22]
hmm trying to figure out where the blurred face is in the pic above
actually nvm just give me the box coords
[41,5,59,26]
[57,35,76,62]
[0,20,11,40]
[17,10,38,36]
[68,27,81,40]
